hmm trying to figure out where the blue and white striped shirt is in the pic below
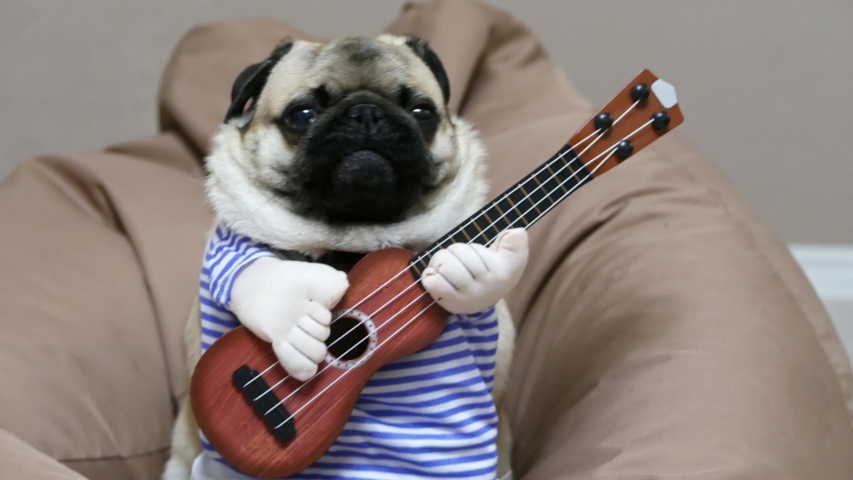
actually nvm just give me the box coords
[194,223,500,480]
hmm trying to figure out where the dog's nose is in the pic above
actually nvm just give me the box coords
[347,104,385,129]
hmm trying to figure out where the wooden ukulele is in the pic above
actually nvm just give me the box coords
[191,69,684,478]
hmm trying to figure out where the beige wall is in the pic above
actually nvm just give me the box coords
[1,0,851,243]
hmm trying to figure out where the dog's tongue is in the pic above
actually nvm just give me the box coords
[331,150,396,188]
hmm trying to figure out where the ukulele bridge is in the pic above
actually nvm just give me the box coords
[232,365,296,443]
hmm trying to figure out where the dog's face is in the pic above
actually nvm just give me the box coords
[205,35,487,255]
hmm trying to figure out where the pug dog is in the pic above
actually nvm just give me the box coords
[162,34,526,480]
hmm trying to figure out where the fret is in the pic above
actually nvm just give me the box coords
[451,229,471,245]
[545,164,569,194]
[410,255,430,279]
[470,216,484,234]
[530,174,543,193]
[493,196,527,229]
[563,152,578,176]
[530,175,556,210]
[506,187,534,224]
[480,210,506,237]
[492,202,508,223]
[491,199,516,231]
[410,143,593,279]
[497,195,529,227]
[539,169,572,204]
[517,185,542,216]
[506,195,528,224]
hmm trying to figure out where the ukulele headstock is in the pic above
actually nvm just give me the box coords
[570,69,684,177]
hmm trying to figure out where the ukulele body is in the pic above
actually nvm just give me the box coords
[190,247,447,479]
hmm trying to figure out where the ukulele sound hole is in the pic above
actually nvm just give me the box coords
[326,316,369,361]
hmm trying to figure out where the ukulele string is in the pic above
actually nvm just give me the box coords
[321,98,642,331]
[249,118,624,399]
[247,101,644,396]
[481,118,654,246]
[523,123,653,228]
[275,299,439,428]
[266,290,435,415]
[255,278,434,399]
[262,139,611,410]
[297,123,637,377]
[302,105,642,361]
[246,94,645,395]
[273,142,629,428]
[321,123,608,321]
[243,114,619,391]
[269,120,655,425]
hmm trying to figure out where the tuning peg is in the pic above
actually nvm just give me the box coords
[652,111,671,130]
[615,140,634,159]
[594,112,614,130]
[631,83,650,102]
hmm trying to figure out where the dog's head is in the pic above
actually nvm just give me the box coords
[205,35,487,255]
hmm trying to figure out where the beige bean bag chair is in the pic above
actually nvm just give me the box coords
[1,0,852,478]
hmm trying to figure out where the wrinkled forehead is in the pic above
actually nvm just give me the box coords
[258,38,442,116]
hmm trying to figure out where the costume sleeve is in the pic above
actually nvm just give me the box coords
[453,304,498,324]
[453,305,500,391]
[204,223,277,307]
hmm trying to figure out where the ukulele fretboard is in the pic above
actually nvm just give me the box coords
[409,143,592,279]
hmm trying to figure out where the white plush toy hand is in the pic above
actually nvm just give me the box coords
[422,228,529,314]
[229,256,349,381]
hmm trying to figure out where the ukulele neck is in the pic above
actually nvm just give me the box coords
[408,144,591,279]
[408,69,684,281]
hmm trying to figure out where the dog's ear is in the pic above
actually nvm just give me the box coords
[404,37,450,105]
[225,38,295,123]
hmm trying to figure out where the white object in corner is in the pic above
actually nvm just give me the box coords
[652,79,678,108]
[789,243,853,366]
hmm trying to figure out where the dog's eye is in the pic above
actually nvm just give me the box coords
[411,105,434,121]
[286,107,316,128]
